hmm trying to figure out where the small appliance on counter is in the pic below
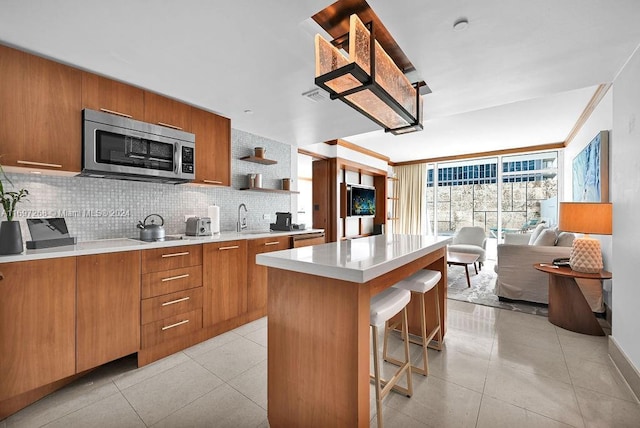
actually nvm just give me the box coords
[137,214,166,241]
[185,217,212,236]
[26,218,77,249]
[270,212,305,231]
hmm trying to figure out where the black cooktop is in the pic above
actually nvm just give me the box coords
[131,235,184,242]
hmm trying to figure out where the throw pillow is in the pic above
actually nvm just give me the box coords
[533,229,557,246]
[556,232,576,247]
[528,223,547,245]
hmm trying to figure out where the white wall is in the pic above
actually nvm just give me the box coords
[563,89,613,307]
[611,45,640,370]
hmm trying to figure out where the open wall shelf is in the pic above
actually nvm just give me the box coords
[240,187,299,194]
[239,156,278,165]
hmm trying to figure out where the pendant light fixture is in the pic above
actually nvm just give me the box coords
[314,13,423,135]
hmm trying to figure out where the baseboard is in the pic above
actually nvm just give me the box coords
[608,336,640,402]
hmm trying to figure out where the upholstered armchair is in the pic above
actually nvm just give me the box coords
[448,226,487,269]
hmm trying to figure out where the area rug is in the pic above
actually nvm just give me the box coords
[447,260,549,317]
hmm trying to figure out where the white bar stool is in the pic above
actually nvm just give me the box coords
[383,269,442,376]
[370,287,413,428]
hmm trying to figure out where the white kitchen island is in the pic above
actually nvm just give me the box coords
[256,234,451,428]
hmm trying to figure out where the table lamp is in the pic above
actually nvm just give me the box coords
[558,202,612,273]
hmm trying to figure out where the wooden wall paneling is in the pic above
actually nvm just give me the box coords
[373,175,387,227]
[313,159,338,241]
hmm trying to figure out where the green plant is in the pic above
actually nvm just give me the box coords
[0,164,29,221]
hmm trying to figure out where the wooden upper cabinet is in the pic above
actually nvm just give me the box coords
[0,44,82,172]
[144,91,192,132]
[76,251,141,373]
[191,107,231,186]
[0,258,76,401]
[81,72,145,120]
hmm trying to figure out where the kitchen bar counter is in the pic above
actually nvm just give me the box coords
[0,229,324,263]
[256,234,451,428]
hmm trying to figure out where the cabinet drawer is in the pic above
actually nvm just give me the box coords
[249,236,290,253]
[141,265,202,299]
[291,233,326,248]
[141,287,203,325]
[142,245,202,273]
[141,309,202,348]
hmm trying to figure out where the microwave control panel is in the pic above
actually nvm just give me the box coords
[182,146,194,173]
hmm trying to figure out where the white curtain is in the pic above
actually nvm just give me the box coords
[395,163,431,235]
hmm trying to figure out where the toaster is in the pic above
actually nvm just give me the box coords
[185,217,212,236]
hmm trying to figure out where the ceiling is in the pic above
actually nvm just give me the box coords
[1,1,640,163]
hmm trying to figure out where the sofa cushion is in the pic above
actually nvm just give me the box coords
[528,223,547,245]
[556,232,576,247]
[533,229,558,246]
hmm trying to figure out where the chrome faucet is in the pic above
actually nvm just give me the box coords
[237,203,248,232]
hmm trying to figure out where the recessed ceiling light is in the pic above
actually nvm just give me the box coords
[244,109,254,115]
[453,18,469,31]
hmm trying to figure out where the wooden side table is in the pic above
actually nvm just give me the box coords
[534,264,612,335]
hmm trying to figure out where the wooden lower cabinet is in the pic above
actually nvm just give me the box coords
[138,246,204,366]
[142,309,203,348]
[247,236,290,315]
[0,258,76,401]
[76,251,141,373]
[141,245,202,274]
[203,240,248,326]
[291,232,326,248]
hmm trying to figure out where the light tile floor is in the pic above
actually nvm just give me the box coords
[3,301,640,427]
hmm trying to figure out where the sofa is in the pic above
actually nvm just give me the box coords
[494,224,604,311]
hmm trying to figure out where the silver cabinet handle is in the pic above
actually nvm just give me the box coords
[161,296,190,306]
[99,108,132,118]
[157,122,183,130]
[218,245,239,251]
[264,241,280,246]
[17,160,62,168]
[203,180,223,184]
[161,252,190,258]
[161,319,189,331]
[161,273,189,282]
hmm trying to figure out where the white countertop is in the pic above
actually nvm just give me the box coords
[0,229,324,263]
[256,234,451,283]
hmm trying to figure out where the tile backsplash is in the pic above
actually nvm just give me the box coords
[2,129,295,242]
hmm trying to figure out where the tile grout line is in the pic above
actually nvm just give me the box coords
[556,327,588,428]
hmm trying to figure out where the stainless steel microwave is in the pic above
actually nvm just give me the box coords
[80,109,196,184]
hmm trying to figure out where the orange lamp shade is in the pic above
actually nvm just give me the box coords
[559,202,612,235]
